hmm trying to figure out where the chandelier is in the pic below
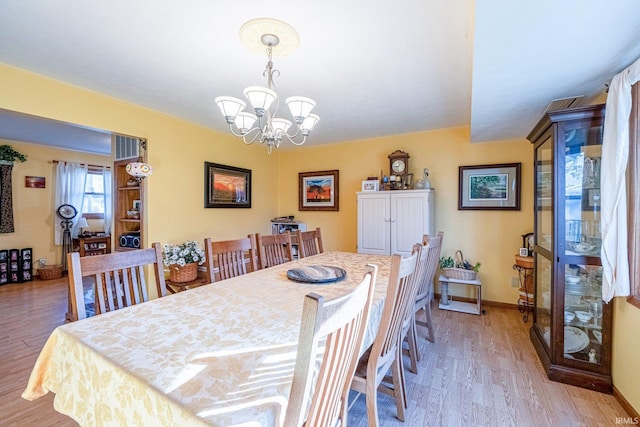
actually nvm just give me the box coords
[214,18,319,154]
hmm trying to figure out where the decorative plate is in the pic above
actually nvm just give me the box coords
[564,326,590,353]
[287,265,347,284]
[543,326,590,354]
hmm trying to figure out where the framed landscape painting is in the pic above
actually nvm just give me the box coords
[298,170,339,211]
[458,163,521,210]
[204,162,251,208]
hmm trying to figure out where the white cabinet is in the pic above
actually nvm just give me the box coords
[357,190,435,256]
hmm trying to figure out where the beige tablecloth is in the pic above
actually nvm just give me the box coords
[22,251,392,426]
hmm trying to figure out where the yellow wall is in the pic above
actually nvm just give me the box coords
[0,63,280,254]
[0,139,110,265]
[613,298,640,410]
[278,127,534,304]
[1,62,639,413]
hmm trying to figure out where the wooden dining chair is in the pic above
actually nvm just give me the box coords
[204,235,258,281]
[255,231,294,269]
[400,237,431,375]
[413,232,444,344]
[296,227,324,258]
[67,242,167,321]
[284,264,378,427]
[349,244,422,426]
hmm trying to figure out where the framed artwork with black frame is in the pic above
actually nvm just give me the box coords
[204,162,252,208]
[459,163,521,210]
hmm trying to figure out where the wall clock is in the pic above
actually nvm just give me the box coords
[388,150,410,178]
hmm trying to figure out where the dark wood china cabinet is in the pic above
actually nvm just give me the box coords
[527,104,612,393]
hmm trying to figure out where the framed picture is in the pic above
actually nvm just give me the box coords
[459,163,521,210]
[132,199,141,210]
[204,162,251,208]
[25,176,45,188]
[361,179,379,192]
[299,170,339,211]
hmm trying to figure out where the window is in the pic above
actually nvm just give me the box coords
[82,168,108,219]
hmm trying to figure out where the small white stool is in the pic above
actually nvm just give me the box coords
[438,274,482,315]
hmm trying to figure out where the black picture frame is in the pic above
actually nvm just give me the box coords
[204,162,251,208]
[458,163,521,210]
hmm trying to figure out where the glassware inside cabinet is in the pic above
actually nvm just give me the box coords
[536,256,552,346]
[563,126,602,258]
[563,263,603,365]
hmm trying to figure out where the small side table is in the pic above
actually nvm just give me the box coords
[438,274,482,315]
[514,255,534,322]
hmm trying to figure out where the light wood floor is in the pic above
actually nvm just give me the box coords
[0,278,629,426]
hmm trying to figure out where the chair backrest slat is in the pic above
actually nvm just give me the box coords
[256,232,294,269]
[204,235,257,281]
[284,264,378,427]
[415,232,444,302]
[67,242,167,321]
[295,227,324,258]
[375,244,422,359]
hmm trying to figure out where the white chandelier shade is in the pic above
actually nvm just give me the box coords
[286,96,316,123]
[215,96,247,122]
[301,114,320,135]
[235,112,258,134]
[214,18,319,154]
[243,86,277,116]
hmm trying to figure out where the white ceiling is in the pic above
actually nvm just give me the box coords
[1,0,640,155]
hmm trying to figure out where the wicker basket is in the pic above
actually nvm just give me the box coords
[168,262,198,283]
[442,250,477,281]
[39,264,63,280]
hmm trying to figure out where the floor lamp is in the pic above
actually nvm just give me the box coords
[56,204,78,272]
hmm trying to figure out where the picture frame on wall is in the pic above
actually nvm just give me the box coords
[204,162,252,208]
[361,179,379,192]
[458,163,521,210]
[299,170,339,211]
[25,176,46,188]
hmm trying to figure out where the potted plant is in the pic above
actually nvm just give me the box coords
[162,240,206,283]
[0,145,28,164]
[439,250,481,280]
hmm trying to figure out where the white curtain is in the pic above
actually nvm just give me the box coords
[600,56,640,303]
[102,166,113,235]
[54,162,88,245]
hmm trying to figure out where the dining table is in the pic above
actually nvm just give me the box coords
[22,251,393,427]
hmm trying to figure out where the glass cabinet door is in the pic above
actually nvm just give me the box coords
[559,122,604,365]
[534,134,553,344]
[536,136,553,253]
[563,124,602,258]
